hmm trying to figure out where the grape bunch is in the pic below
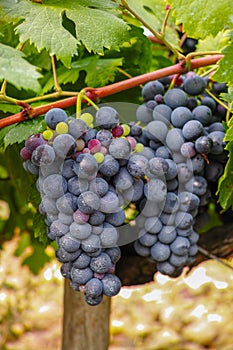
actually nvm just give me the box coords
[20,72,228,305]
[135,73,227,277]
[20,105,146,305]
[133,74,227,275]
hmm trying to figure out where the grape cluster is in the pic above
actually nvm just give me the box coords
[20,73,228,305]
[132,74,227,275]
[20,105,147,305]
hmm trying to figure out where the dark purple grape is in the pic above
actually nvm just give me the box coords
[59,234,81,253]
[95,106,119,129]
[201,96,216,112]
[182,120,204,141]
[25,133,47,152]
[212,82,227,94]
[183,75,206,96]
[195,136,213,154]
[170,236,190,256]
[192,105,212,126]
[45,108,68,130]
[68,118,88,138]
[105,247,121,264]
[71,266,93,284]
[150,242,171,262]
[142,80,165,101]
[85,278,103,297]
[208,131,226,154]
[164,88,188,109]
[90,253,112,273]
[101,274,122,296]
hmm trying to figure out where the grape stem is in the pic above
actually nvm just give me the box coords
[0,80,7,95]
[0,54,223,129]
[0,93,30,110]
[76,91,83,118]
[51,54,62,93]
[82,94,99,110]
[186,51,222,62]
[76,89,99,118]
[22,91,79,104]
[169,74,181,89]
[205,88,231,113]
[117,67,144,88]
[161,5,171,37]
[179,33,187,49]
[116,67,133,80]
[226,108,231,124]
[200,66,218,78]
[95,55,223,98]
[120,0,185,61]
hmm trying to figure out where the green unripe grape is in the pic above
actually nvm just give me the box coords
[43,129,54,140]
[56,122,69,134]
[94,152,105,163]
[122,124,130,136]
[80,113,94,127]
[134,143,144,153]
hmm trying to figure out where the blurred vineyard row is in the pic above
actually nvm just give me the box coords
[0,235,233,350]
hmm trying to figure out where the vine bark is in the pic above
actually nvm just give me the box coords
[62,279,111,350]
[0,54,223,129]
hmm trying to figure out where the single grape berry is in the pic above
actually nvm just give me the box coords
[164,88,188,109]
[182,120,204,141]
[25,133,47,152]
[77,191,100,214]
[88,139,101,153]
[95,106,119,129]
[45,108,68,130]
[195,136,213,154]
[112,125,124,137]
[142,80,165,101]
[183,75,206,96]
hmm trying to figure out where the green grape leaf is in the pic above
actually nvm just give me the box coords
[0,104,21,114]
[27,181,49,245]
[126,26,152,74]
[16,6,77,68]
[0,0,27,20]
[3,117,45,149]
[0,0,78,67]
[0,20,19,47]
[221,86,233,111]
[213,31,233,86]
[126,0,169,30]
[22,240,51,274]
[22,42,51,71]
[125,0,180,47]
[217,144,233,211]
[43,56,123,93]
[217,116,233,210]
[104,26,152,76]
[67,0,117,8]
[0,43,42,91]
[64,5,130,54]
[85,58,123,87]
[33,210,49,245]
[168,0,233,39]
[0,0,130,67]
[196,32,225,52]
[0,125,14,150]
